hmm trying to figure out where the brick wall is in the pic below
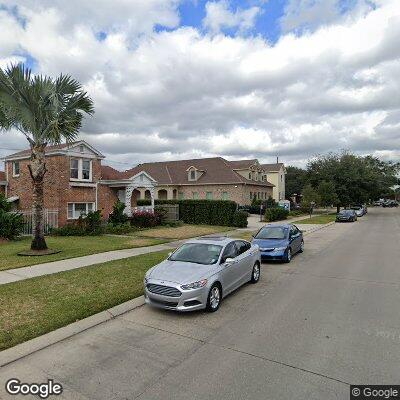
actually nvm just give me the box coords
[6,155,102,226]
[97,184,119,220]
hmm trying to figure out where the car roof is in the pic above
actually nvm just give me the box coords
[186,236,247,246]
[260,224,291,228]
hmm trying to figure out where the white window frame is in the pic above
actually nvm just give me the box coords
[192,191,199,200]
[206,191,213,200]
[67,202,95,220]
[222,191,229,200]
[70,158,92,182]
[188,168,197,181]
[12,161,20,177]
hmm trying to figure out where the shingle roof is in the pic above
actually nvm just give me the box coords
[6,142,80,158]
[103,157,273,187]
[229,159,258,169]
[101,165,123,180]
[260,163,284,172]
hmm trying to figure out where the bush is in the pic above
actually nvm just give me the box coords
[288,210,305,217]
[129,211,163,228]
[264,207,289,222]
[0,193,24,240]
[232,211,248,228]
[108,200,128,225]
[0,210,24,240]
[52,211,104,236]
[137,199,238,226]
[105,222,137,235]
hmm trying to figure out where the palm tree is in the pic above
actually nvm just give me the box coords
[0,64,94,251]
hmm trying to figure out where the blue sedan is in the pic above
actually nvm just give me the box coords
[252,224,304,263]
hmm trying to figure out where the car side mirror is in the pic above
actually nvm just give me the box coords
[224,257,235,265]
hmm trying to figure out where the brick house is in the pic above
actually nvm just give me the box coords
[106,157,275,205]
[2,141,279,227]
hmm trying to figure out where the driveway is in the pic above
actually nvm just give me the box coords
[1,207,399,399]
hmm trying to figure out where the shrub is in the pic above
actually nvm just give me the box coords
[129,211,162,228]
[52,210,104,236]
[0,193,24,240]
[0,210,24,240]
[105,222,137,235]
[108,200,128,225]
[136,199,238,226]
[264,207,289,222]
[232,211,248,228]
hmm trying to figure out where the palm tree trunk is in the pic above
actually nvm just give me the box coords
[28,145,48,250]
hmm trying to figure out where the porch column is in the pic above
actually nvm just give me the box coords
[150,187,155,212]
[125,185,137,217]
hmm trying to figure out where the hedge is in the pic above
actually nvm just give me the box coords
[264,207,289,222]
[137,199,240,226]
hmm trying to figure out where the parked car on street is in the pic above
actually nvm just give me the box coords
[336,209,357,222]
[382,200,399,207]
[144,237,261,313]
[373,200,382,206]
[350,205,365,217]
[252,224,304,263]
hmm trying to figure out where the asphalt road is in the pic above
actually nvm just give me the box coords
[1,207,399,400]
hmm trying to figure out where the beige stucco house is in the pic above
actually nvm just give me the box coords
[261,162,286,202]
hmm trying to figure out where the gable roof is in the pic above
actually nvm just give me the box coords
[3,141,104,160]
[229,159,258,169]
[260,163,284,172]
[101,165,123,180]
[103,157,273,187]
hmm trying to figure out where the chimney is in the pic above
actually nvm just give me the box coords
[276,156,279,164]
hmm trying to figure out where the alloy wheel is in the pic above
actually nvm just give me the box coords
[210,286,220,309]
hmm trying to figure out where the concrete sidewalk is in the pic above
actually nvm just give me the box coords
[0,241,181,286]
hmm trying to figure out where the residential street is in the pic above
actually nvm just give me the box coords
[1,207,399,400]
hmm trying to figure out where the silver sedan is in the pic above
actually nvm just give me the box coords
[144,236,261,312]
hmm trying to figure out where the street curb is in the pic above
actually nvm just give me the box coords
[0,296,145,368]
[303,221,336,236]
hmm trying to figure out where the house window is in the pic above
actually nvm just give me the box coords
[67,202,94,219]
[250,191,252,199]
[192,192,199,200]
[178,192,184,200]
[206,192,213,200]
[248,172,251,180]
[70,158,92,181]
[280,174,283,182]
[12,161,20,177]
[222,192,229,200]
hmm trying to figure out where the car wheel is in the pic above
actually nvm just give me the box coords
[250,262,260,283]
[299,240,304,253]
[284,247,292,263]
[206,284,221,312]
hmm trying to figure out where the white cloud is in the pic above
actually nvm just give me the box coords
[203,0,261,34]
[0,0,399,169]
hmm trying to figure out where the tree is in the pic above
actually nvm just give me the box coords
[317,180,338,208]
[285,166,308,199]
[307,151,399,212]
[301,184,321,208]
[0,64,94,250]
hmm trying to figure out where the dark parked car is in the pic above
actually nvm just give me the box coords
[383,200,399,207]
[252,224,303,263]
[336,209,357,222]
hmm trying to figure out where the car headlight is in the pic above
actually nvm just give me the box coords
[181,279,208,290]
[274,247,287,251]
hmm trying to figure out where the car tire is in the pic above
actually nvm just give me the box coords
[284,247,292,263]
[206,284,221,312]
[250,262,260,284]
[299,240,304,253]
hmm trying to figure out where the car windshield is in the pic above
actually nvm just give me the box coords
[255,226,287,240]
[169,243,223,265]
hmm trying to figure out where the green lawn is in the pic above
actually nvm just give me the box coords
[0,236,168,271]
[136,224,233,240]
[295,214,337,224]
[0,250,170,351]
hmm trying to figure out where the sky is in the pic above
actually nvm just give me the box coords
[0,0,399,170]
